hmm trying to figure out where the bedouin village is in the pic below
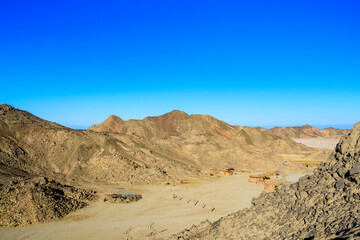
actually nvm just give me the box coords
[210,168,282,191]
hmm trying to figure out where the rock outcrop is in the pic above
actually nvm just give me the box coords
[0,177,97,227]
[175,122,360,239]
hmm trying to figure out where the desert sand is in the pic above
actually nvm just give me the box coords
[0,173,303,240]
[292,138,340,149]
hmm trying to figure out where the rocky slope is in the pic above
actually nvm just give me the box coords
[265,124,351,139]
[0,177,97,227]
[0,105,199,186]
[174,122,360,239]
[89,110,329,172]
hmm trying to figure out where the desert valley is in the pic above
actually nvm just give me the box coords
[2,0,359,238]
[0,104,358,239]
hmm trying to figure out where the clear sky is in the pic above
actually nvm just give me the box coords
[1,0,359,129]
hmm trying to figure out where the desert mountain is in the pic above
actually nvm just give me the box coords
[89,110,331,172]
[89,110,236,139]
[0,105,197,187]
[0,104,329,188]
[265,124,351,139]
[175,122,360,239]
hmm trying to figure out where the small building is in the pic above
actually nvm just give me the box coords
[249,175,264,183]
[256,180,265,186]
[264,183,279,191]
[210,168,235,176]
[104,191,142,203]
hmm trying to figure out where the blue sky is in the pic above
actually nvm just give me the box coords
[1,0,359,129]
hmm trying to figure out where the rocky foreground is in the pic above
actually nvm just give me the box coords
[174,122,360,239]
[0,177,97,227]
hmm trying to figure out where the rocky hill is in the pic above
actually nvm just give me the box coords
[0,105,201,186]
[265,124,351,139]
[0,177,97,227]
[89,110,330,172]
[174,122,360,239]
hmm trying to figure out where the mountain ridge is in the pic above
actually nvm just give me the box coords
[263,124,351,139]
[88,111,335,173]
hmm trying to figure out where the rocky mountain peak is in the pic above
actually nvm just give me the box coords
[158,110,189,119]
[0,104,20,116]
[0,103,15,110]
[88,114,124,133]
[105,114,123,122]
[0,104,64,129]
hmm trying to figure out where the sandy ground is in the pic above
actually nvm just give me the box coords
[292,138,340,149]
[0,174,304,240]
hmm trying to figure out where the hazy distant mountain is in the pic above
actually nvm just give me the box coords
[264,124,351,139]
